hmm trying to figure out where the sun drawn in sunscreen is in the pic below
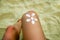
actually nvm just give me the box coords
[26,13,38,24]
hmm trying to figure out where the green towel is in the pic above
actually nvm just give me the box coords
[0,0,60,40]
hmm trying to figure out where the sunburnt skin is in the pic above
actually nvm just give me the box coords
[22,11,46,40]
[26,13,38,24]
[2,19,22,40]
[2,11,46,40]
[2,26,19,40]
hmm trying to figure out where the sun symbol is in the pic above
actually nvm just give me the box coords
[26,13,38,24]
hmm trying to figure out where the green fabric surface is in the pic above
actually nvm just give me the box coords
[0,0,60,40]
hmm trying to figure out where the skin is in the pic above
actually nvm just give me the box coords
[22,11,46,40]
[14,19,22,34]
[2,19,21,40]
[2,11,46,40]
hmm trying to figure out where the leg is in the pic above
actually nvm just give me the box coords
[14,19,22,34]
[22,11,46,40]
[2,19,21,40]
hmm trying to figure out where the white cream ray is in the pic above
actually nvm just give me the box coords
[26,14,30,17]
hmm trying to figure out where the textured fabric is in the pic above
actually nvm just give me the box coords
[0,0,60,40]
